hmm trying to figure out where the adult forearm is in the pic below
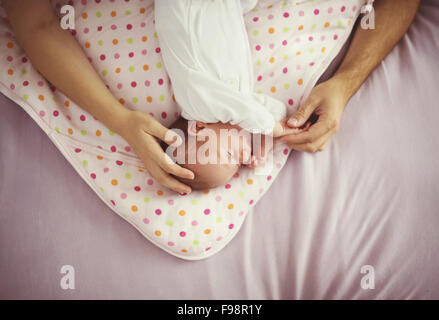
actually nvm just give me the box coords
[5,2,129,133]
[331,0,420,101]
[283,0,421,152]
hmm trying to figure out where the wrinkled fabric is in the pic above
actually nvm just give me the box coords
[155,0,286,133]
[0,0,363,259]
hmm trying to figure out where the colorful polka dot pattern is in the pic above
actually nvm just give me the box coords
[0,0,365,259]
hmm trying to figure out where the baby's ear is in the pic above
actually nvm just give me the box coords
[187,120,207,136]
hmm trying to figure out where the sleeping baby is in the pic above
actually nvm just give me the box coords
[155,0,299,189]
[163,118,272,190]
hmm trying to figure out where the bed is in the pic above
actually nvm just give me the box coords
[1,0,438,299]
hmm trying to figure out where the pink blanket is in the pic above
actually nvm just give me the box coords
[0,0,365,259]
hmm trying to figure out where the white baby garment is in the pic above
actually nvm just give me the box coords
[154,0,286,134]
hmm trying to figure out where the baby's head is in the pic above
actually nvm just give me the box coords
[163,117,269,190]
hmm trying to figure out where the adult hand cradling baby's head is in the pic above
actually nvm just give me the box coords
[163,118,274,190]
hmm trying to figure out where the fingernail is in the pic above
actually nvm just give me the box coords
[180,188,191,195]
[288,118,298,127]
[186,172,195,180]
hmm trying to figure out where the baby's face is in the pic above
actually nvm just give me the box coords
[202,122,253,165]
[169,119,273,190]
[180,121,271,189]
[198,121,272,167]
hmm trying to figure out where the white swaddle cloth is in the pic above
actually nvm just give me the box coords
[155,0,286,134]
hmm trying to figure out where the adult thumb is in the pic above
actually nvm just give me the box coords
[287,96,319,128]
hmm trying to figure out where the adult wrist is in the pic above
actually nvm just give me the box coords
[327,72,357,104]
[101,103,132,136]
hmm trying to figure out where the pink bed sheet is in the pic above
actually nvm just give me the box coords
[1,0,439,299]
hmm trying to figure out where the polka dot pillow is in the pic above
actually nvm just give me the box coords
[0,0,365,259]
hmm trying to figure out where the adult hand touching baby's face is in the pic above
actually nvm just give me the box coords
[278,78,349,153]
[118,110,194,194]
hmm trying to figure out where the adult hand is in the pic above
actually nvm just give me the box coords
[118,110,194,194]
[279,78,348,152]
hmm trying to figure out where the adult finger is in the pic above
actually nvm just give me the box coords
[145,160,192,194]
[316,138,330,152]
[158,150,195,180]
[279,116,334,145]
[131,132,194,181]
[274,119,303,137]
[144,117,183,146]
[287,95,320,128]
[286,129,334,153]
[144,137,195,180]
